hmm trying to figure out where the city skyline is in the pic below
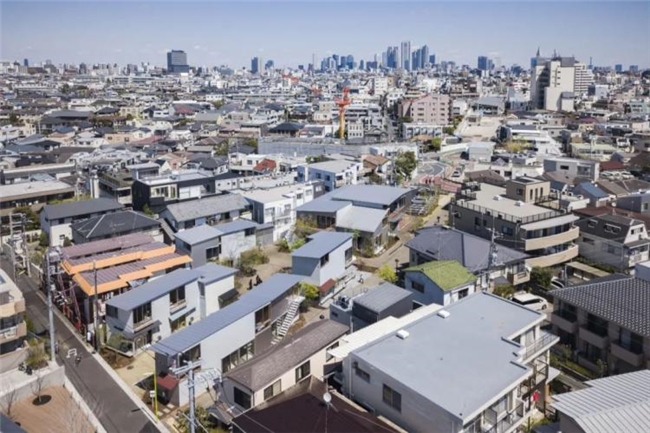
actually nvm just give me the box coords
[2,1,649,69]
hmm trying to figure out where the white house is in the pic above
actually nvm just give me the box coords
[291,232,354,289]
[403,260,478,307]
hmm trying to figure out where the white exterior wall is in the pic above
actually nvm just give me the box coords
[202,275,236,317]
[200,313,256,375]
[221,231,257,263]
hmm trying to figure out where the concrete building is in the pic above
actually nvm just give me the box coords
[530,57,592,112]
[297,157,362,192]
[291,232,353,290]
[401,122,442,140]
[0,269,27,371]
[222,320,348,411]
[167,50,189,74]
[543,157,600,182]
[174,219,273,268]
[341,292,559,433]
[550,267,650,375]
[0,180,76,218]
[451,178,580,268]
[105,263,238,355]
[552,370,650,433]
[398,94,451,126]
[403,260,478,307]
[151,274,305,406]
[575,214,650,272]
[40,198,124,247]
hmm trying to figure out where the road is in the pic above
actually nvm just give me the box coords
[0,256,159,433]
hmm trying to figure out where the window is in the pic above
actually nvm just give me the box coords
[244,228,255,237]
[560,165,569,170]
[411,280,425,293]
[234,387,251,409]
[320,254,330,266]
[382,384,402,412]
[255,306,269,329]
[295,361,311,382]
[206,245,221,260]
[171,315,186,332]
[582,236,595,245]
[263,380,281,401]
[458,288,469,299]
[355,364,371,382]
[501,226,514,236]
[106,305,118,319]
[181,345,201,364]
[221,341,254,373]
[169,286,186,307]
[644,203,649,211]
[326,342,339,361]
[133,303,152,327]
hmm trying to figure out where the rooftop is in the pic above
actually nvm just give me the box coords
[352,292,543,423]
[456,183,559,219]
[163,193,250,223]
[292,231,352,259]
[552,370,650,433]
[353,283,412,313]
[71,210,160,240]
[0,180,75,200]
[404,260,478,291]
[550,274,650,338]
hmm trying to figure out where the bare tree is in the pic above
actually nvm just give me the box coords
[0,382,19,419]
[30,368,46,404]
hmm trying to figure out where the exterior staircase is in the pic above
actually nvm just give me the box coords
[271,296,304,345]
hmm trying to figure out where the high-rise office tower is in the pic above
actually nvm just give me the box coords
[478,56,493,71]
[629,65,639,72]
[420,45,430,69]
[412,50,420,71]
[167,50,189,73]
[265,60,274,70]
[531,56,592,111]
[23,58,29,67]
[401,41,411,70]
[614,64,623,73]
[429,54,436,66]
[251,57,263,74]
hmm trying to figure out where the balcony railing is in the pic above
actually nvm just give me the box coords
[610,340,645,367]
[579,326,609,349]
[482,401,527,433]
[524,227,579,251]
[0,321,27,343]
[520,331,559,362]
[552,310,579,334]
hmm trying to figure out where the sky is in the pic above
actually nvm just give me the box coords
[1,1,649,69]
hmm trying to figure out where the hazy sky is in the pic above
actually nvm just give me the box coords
[2,1,649,69]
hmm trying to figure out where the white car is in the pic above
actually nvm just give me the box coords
[512,292,549,312]
[550,278,565,290]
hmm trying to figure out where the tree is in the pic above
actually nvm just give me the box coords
[175,405,226,433]
[493,283,516,299]
[394,151,417,183]
[31,368,47,405]
[443,126,455,135]
[142,204,155,217]
[429,137,442,152]
[531,267,553,290]
[596,359,608,378]
[0,381,18,419]
[300,282,320,301]
[63,237,72,247]
[211,100,225,109]
[125,114,134,121]
[377,264,398,283]
[8,113,22,126]
[39,232,49,248]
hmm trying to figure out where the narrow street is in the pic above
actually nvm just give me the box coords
[0,255,160,433]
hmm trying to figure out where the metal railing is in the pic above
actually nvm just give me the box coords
[556,309,577,323]
[482,402,526,433]
[521,331,559,361]
[451,199,563,225]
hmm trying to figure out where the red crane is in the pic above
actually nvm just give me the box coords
[335,87,350,139]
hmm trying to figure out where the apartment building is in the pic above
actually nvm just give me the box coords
[131,170,222,212]
[222,320,348,412]
[451,177,580,268]
[0,180,76,218]
[341,292,559,433]
[151,274,305,406]
[240,181,323,242]
[530,57,592,112]
[106,263,238,355]
[296,157,362,192]
[542,157,600,182]
[291,232,353,290]
[401,122,442,140]
[398,94,451,125]
[40,198,125,247]
[550,267,650,375]
[174,219,273,268]
[0,269,27,372]
[576,214,650,272]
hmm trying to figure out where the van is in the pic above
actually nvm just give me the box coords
[512,292,548,312]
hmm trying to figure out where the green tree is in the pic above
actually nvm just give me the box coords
[39,232,49,248]
[443,126,455,135]
[125,114,134,121]
[300,282,320,301]
[377,264,398,283]
[211,100,225,109]
[142,204,155,217]
[394,151,417,182]
[493,283,516,299]
[63,237,72,247]
[8,113,22,125]
[429,137,442,152]
[175,406,226,433]
[531,267,553,290]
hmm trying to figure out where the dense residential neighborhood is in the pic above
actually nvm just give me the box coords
[0,2,649,433]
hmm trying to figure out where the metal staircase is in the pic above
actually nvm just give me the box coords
[271,296,304,345]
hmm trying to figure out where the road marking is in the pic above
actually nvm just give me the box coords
[67,348,77,359]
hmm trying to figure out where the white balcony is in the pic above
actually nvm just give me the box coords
[524,227,580,251]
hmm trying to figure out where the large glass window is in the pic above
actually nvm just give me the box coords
[169,286,186,306]
[221,341,254,373]
[295,361,311,382]
[263,380,281,401]
[234,387,251,409]
[133,303,152,327]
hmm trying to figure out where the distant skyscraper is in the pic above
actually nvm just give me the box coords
[420,45,429,69]
[614,64,623,73]
[629,65,639,72]
[400,41,411,70]
[79,63,88,74]
[429,54,436,66]
[23,58,28,67]
[251,57,263,74]
[477,56,493,71]
[265,60,274,70]
[167,50,189,73]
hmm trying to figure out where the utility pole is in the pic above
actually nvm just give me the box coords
[93,260,99,352]
[46,248,56,362]
[172,360,197,433]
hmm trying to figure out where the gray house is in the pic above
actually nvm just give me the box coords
[151,274,305,406]
[160,193,251,232]
[174,219,273,268]
[616,191,650,213]
[291,232,353,291]
[40,198,124,246]
[105,263,238,355]
[329,282,412,332]
[71,210,162,244]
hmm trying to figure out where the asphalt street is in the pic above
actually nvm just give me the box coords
[0,255,159,433]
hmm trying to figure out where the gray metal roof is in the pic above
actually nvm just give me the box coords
[352,292,542,423]
[336,206,387,233]
[216,219,258,236]
[550,275,650,337]
[406,226,528,272]
[225,320,348,390]
[353,283,412,313]
[552,370,650,433]
[106,263,237,311]
[71,210,160,240]
[296,194,351,214]
[42,198,123,221]
[292,231,352,259]
[163,193,249,223]
[174,224,221,245]
[152,274,304,356]
[330,185,413,207]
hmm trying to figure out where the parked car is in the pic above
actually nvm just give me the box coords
[550,277,565,290]
[512,292,549,312]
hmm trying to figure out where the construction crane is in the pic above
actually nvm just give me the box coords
[335,86,350,139]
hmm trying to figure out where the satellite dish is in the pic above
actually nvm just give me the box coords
[323,392,332,404]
